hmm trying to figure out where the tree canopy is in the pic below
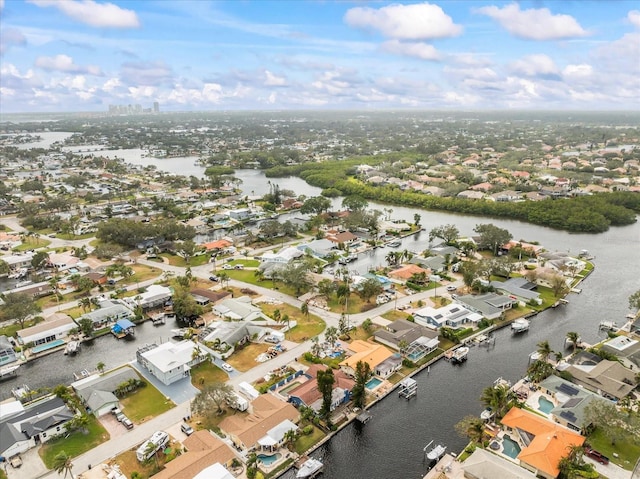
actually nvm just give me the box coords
[0,292,42,328]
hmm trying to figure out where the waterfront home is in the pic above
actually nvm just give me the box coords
[260,246,304,264]
[152,430,236,479]
[80,299,133,330]
[189,288,231,307]
[212,296,271,322]
[2,253,35,271]
[600,336,640,369]
[218,394,299,452]
[490,277,541,304]
[374,319,439,360]
[72,367,140,416]
[0,335,17,366]
[500,407,585,479]
[455,293,516,321]
[47,250,89,273]
[537,376,614,433]
[135,284,172,310]
[413,303,482,330]
[136,340,207,386]
[409,255,446,273]
[0,396,75,459]
[297,239,336,258]
[560,351,636,400]
[202,238,233,252]
[462,448,537,479]
[339,340,394,377]
[199,320,268,353]
[287,364,354,413]
[387,264,431,283]
[16,313,75,349]
[325,229,359,247]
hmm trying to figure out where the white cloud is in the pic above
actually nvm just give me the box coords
[562,64,593,78]
[27,0,140,29]
[476,3,588,40]
[120,61,173,86]
[444,65,498,81]
[629,10,640,28]
[35,54,101,75]
[381,40,441,60]
[509,54,559,77]
[0,28,27,55]
[344,2,462,40]
[264,70,287,87]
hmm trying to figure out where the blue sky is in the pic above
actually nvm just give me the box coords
[1,0,639,112]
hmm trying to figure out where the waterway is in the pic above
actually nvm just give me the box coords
[5,152,639,477]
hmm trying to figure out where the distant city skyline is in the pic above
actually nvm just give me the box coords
[0,0,639,113]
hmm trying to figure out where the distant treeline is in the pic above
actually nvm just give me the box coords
[265,162,639,233]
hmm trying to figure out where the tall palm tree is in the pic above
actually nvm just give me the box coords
[52,451,74,479]
[537,340,553,363]
[566,332,580,353]
[480,384,514,419]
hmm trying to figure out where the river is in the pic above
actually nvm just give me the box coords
[6,153,639,477]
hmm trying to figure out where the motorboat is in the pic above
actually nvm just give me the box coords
[171,328,190,338]
[64,341,80,355]
[511,319,530,334]
[0,364,20,379]
[296,457,324,479]
[387,239,401,247]
[451,346,469,363]
[426,444,447,461]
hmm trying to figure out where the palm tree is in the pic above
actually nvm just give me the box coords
[53,451,74,479]
[566,332,580,353]
[536,340,553,363]
[310,336,321,357]
[283,429,297,451]
[301,302,309,318]
[480,384,514,419]
[79,297,91,313]
[96,362,105,374]
[325,326,338,348]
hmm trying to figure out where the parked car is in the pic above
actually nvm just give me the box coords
[181,423,194,436]
[221,362,233,372]
[122,418,134,430]
[234,264,244,270]
[9,455,22,468]
[222,264,233,270]
[584,447,609,465]
[111,407,122,416]
[446,285,457,292]
[209,275,219,282]
[116,412,126,422]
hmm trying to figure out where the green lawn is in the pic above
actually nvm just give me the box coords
[382,310,410,321]
[294,425,326,454]
[160,253,210,267]
[190,361,228,390]
[39,415,109,468]
[587,427,640,470]
[120,376,175,423]
[12,237,51,251]
[259,303,325,341]
[224,269,301,296]
[225,259,260,267]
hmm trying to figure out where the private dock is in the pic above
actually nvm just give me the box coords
[398,377,417,399]
[356,411,372,424]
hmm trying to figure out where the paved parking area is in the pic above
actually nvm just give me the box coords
[98,412,128,440]
[5,448,47,479]
[129,361,199,404]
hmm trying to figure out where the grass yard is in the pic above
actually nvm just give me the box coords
[382,310,410,321]
[227,343,271,371]
[326,293,366,314]
[587,428,640,470]
[348,325,378,341]
[223,269,303,297]
[190,361,228,390]
[120,376,175,423]
[113,450,159,479]
[259,303,325,342]
[160,253,210,267]
[128,264,162,283]
[39,415,109,468]
[226,258,260,267]
[193,405,245,434]
[503,306,533,321]
[59,304,85,320]
[294,425,326,455]
[12,236,51,251]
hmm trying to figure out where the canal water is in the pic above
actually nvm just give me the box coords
[7,153,639,477]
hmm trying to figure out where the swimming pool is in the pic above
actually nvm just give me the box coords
[258,453,281,466]
[407,350,425,361]
[537,396,555,414]
[502,435,522,459]
[280,380,302,395]
[365,377,382,390]
[31,339,65,354]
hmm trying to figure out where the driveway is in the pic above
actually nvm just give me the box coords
[129,361,199,405]
[584,457,633,479]
[98,412,128,441]
[5,447,47,479]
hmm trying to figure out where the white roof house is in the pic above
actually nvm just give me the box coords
[136,340,206,385]
[136,284,172,310]
[193,463,234,479]
[260,246,303,264]
[17,314,76,346]
[257,419,298,452]
[413,303,482,330]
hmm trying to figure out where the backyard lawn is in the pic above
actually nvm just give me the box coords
[120,373,175,422]
[160,253,210,267]
[190,361,228,390]
[227,343,271,372]
[294,425,326,455]
[39,415,109,468]
[588,427,640,470]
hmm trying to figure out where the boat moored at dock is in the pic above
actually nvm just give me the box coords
[295,457,324,479]
[511,319,530,334]
[0,364,20,380]
[450,346,469,363]
[64,341,80,355]
[426,443,447,461]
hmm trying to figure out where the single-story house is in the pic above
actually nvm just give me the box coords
[202,239,233,252]
[136,284,173,310]
[561,351,637,400]
[461,448,537,479]
[212,297,270,322]
[387,264,430,282]
[339,340,394,377]
[80,299,133,330]
[152,430,236,479]
[72,367,140,416]
[374,354,403,379]
[297,239,336,258]
[218,394,299,452]
[455,293,515,320]
[409,256,446,273]
[490,277,541,304]
[0,335,17,366]
[136,340,207,386]
[325,230,359,246]
[0,396,75,458]
[600,336,640,369]
[374,319,439,360]
[500,407,584,479]
[190,289,231,305]
[287,364,354,413]
[260,246,304,264]
[413,304,482,330]
[16,313,75,347]
[199,320,265,349]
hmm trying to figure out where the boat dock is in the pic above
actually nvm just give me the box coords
[398,377,417,399]
[356,410,372,424]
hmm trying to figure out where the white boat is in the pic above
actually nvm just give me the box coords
[451,346,469,363]
[387,239,401,247]
[150,313,166,325]
[171,328,189,338]
[480,408,495,421]
[511,319,530,334]
[15,280,33,288]
[296,458,324,479]
[64,341,80,355]
[0,364,20,379]
[427,444,447,461]
[599,321,617,331]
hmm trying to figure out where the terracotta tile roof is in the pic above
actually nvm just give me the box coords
[501,408,585,478]
[387,264,430,280]
[202,239,232,251]
[340,340,394,372]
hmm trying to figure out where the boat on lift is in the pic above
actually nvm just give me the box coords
[426,443,447,461]
[511,319,530,334]
[296,457,324,479]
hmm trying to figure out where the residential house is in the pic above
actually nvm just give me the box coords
[374,319,439,361]
[500,407,585,479]
[413,303,482,330]
[228,208,255,222]
[202,239,233,252]
[199,320,267,351]
[325,229,359,247]
[0,396,75,459]
[16,313,75,348]
[374,354,403,379]
[2,253,35,271]
[0,335,17,366]
[81,299,133,330]
[409,255,446,273]
[561,351,636,400]
[490,277,541,304]
[72,367,140,416]
[218,394,299,452]
[297,239,336,258]
[189,289,231,306]
[538,376,614,433]
[455,293,516,321]
[212,297,270,322]
[387,264,430,283]
[457,190,485,200]
[152,430,236,479]
[260,246,304,264]
[133,284,173,311]
[339,340,394,377]
[600,336,640,369]
[136,340,207,386]
[461,448,538,479]
[286,364,354,413]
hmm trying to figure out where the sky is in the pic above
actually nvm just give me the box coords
[0,0,639,113]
